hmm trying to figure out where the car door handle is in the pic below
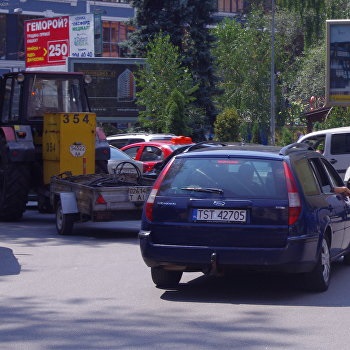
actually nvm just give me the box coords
[329,158,337,164]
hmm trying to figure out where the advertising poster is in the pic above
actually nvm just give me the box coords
[69,14,94,59]
[326,20,350,106]
[68,58,144,125]
[25,16,70,68]
[25,14,95,69]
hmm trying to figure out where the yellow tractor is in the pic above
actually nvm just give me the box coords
[0,71,110,220]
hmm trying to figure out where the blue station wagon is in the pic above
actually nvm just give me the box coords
[139,143,350,292]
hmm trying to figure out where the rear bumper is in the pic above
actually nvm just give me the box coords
[139,230,320,274]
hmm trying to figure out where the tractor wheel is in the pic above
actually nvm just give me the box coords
[0,162,30,221]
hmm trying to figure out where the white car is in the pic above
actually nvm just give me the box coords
[298,126,350,180]
[107,133,175,149]
[107,145,144,175]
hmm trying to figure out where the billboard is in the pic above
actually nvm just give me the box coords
[67,57,145,125]
[326,20,350,106]
[69,14,94,59]
[25,14,95,69]
[25,16,70,68]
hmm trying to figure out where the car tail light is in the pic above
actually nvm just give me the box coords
[96,194,107,205]
[145,159,174,221]
[143,163,153,172]
[283,162,301,225]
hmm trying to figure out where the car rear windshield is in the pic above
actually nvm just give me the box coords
[158,157,287,199]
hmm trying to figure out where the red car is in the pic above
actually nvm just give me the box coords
[121,136,192,172]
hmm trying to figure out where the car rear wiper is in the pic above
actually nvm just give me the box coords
[181,187,224,194]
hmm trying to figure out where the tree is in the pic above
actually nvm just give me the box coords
[164,89,190,135]
[283,44,326,113]
[127,0,189,57]
[135,33,197,132]
[128,0,218,125]
[212,9,272,141]
[317,107,350,129]
[181,0,219,125]
[277,0,350,48]
[214,108,240,142]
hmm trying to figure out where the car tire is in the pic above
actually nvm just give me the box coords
[151,267,183,288]
[303,237,331,292]
[56,200,75,235]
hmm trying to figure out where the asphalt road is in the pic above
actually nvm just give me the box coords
[1,207,350,349]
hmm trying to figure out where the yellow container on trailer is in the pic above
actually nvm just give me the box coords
[43,112,96,184]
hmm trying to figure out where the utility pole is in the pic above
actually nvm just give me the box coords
[270,0,276,145]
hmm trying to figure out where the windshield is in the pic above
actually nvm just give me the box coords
[27,75,89,119]
[158,157,287,199]
[110,146,132,160]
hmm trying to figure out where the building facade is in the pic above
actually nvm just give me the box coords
[0,0,246,71]
[0,0,134,71]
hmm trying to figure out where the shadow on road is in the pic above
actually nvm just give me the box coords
[0,247,21,276]
[160,259,350,307]
[0,208,141,245]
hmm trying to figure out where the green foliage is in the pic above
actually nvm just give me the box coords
[283,43,326,127]
[164,89,190,135]
[135,33,197,132]
[251,122,261,144]
[186,106,209,142]
[280,126,294,146]
[317,107,350,129]
[128,0,218,124]
[128,0,190,57]
[277,0,350,48]
[212,9,272,136]
[129,0,350,143]
[213,108,240,142]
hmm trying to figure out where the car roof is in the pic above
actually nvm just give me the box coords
[121,141,173,147]
[173,143,318,159]
[121,139,193,148]
[298,126,350,140]
[107,133,175,139]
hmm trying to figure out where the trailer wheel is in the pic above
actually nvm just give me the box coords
[56,200,75,235]
[0,162,30,221]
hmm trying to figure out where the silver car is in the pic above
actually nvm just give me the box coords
[108,145,144,174]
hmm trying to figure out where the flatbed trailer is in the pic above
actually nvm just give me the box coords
[50,163,153,235]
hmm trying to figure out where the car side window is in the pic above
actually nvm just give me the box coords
[109,140,128,148]
[309,158,334,194]
[320,158,344,187]
[140,146,163,161]
[330,133,350,155]
[294,158,320,196]
[301,135,325,153]
[127,138,144,144]
[123,146,140,159]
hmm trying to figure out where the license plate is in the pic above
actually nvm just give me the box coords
[128,187,150,202]
[193,209,246,223]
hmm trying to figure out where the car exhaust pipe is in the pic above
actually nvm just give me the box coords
[210,252,223,276]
